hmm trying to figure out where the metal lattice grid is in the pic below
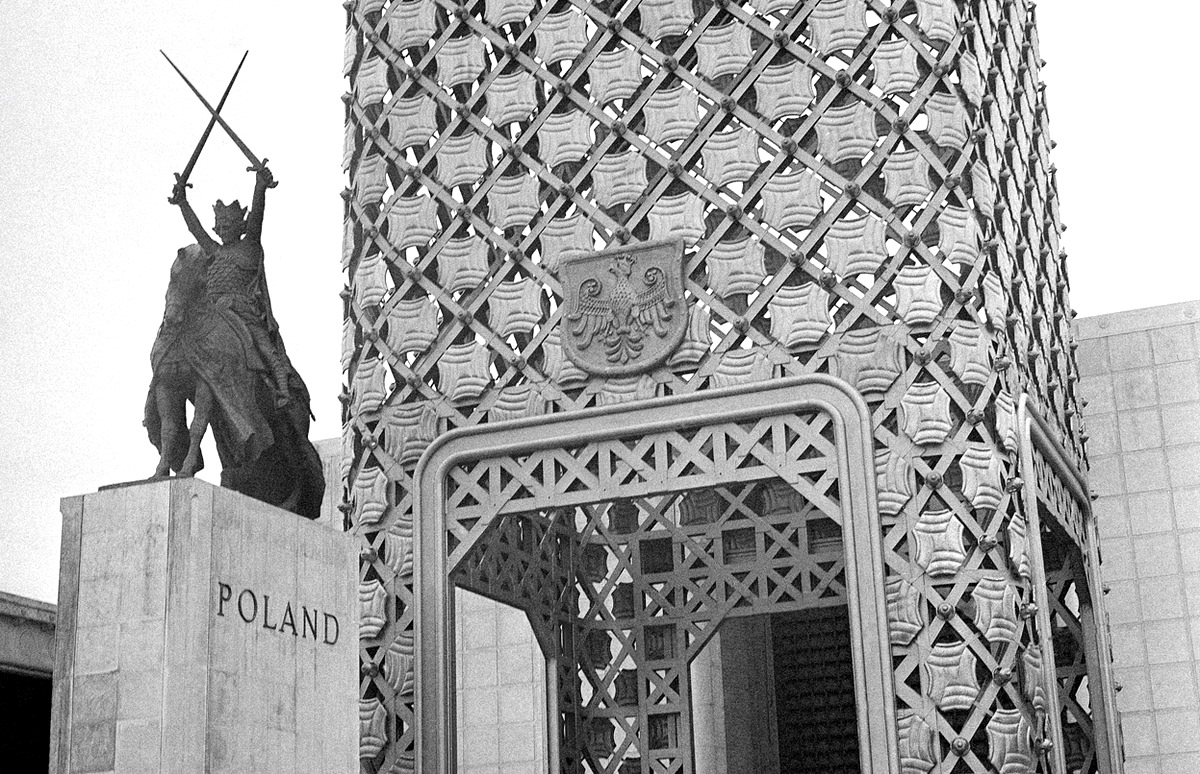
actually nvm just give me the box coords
[456,478,854,773]
[339,0,1118,771]
[414,381,897,773]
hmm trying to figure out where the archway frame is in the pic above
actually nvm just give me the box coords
[414,375,901,773]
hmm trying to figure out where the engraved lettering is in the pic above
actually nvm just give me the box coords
[216,583,338,646]
[262,594,278,630]
[302,606,318,640]
[237,589,258,623]
[280,603,298,636]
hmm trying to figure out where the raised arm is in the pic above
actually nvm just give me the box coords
[245,164,275,242]
[170,178,218,253]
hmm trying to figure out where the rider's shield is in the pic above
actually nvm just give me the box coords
[561,239,688,376]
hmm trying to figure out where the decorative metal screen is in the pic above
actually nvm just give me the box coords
[413,380,897,773]
[451,418,852,773]
[340,0,1119,770]
[1041,518,1100,773]
[1018,412,1123,774]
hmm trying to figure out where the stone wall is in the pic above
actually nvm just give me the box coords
[51,479,359,774]
[1077,300,1200,774]
[0,590,55,677]
[454,589,547,774]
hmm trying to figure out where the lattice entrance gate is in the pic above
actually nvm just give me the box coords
[415,377,898,773]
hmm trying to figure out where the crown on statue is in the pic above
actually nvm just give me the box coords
[213,199,247,223]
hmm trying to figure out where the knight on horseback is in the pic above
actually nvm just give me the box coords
[144,165,325,520]
[172,164,291,407]
[145,52,324,520]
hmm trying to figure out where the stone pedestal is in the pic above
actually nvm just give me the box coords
[50,478,357,774]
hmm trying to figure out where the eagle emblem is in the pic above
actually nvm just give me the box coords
[562,239,686,376]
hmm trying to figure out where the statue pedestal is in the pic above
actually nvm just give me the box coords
[50,478,358,774]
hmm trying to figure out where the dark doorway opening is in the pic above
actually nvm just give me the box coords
[771,606,860,774]
[692,605,861,774]
[0,671,52,771]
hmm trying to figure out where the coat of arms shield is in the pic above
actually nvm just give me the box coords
[562,239,687,376]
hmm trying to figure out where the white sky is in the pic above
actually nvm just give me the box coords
[0,4,1196,603]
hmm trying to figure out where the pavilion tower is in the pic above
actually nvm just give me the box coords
[342,0,1121,771]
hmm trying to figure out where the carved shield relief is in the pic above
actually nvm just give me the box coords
[562,239,687,376]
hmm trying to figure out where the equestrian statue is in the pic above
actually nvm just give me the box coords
[145,51,324,520]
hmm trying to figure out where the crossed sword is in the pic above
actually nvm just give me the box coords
[161,50,276,204]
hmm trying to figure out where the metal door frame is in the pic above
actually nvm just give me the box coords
[1017,395,1123,774]
[414,375,899,773]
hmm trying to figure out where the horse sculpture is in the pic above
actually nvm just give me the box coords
[145,243,325,520]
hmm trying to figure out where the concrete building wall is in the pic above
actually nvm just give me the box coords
[454,590,547,774]
[1077,300,1200,774]
[314,437,344,531]
[0,590,55,677]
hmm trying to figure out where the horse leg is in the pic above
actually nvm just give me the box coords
[179,381,214,477]
[152,384,185,478]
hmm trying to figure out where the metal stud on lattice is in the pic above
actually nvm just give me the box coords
[342,0,1119,771]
